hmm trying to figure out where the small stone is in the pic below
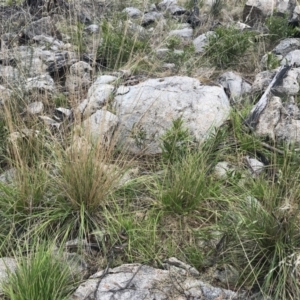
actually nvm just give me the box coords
[27,101,44,114]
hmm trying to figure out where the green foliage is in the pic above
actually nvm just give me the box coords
[266,14,297,44]
[220,145,300,298]
[97,20,150,69]
[160,117,194,164]
[166,36,182,50]
[210,0,224,17]
[156,150,220,214]
[2,243,75,300]
[165,45,196,69]
[265,52,280,70]
[53,93,68,108]
[72,22,86,54]
[205,26,256,68]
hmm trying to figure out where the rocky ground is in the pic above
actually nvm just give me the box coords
[1,0,300,299]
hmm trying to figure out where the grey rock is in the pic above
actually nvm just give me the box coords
[283,96,300,118]
[4,46,47,78]
[244,156,265,176]
[23,17,61,40]
[281,49,300,66]
[39,116,61,130]
[84,24,99,34]
[214,161,234,180]
[27,101,44,115]
[0,257,17,295]
[142,11,163,26]
[0,169,16,185]
[54,108,72,121]
[65,61,92,96]
[254,95,300,144]
[218,72,251,102]
[252,68,299,96]
[0,66,22,87]
[251,70,274,93]
[25,74,56,95]
[213,264,239,287]
[32,35,65,51]
[84,83,115,117]
[122,7,142,19]
[162,62,176,69]
[94,75,117,85]
[292,5,300,22]
[169,27,193,41]
[0,86,12,105]
[167,5,186,15]
[116,86,130,96]
[193,31,215,54]
[76,99,89,114]
[273,38,300,56]
[82,110,119,144]
[243,0,296,25]
[156,48,170,59]
[255,96,283,140]
[72,262,238,300]
[113,76,230,155]
[157,0,178,10]
[271,68,299,96]
[164,257,200,276]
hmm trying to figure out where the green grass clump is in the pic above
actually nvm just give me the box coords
[204,26,256,68]
[97,20,150,70]
[219,145,300,298]
[156,151,220,214]
[2,243,76,300]
[266,14,297,44]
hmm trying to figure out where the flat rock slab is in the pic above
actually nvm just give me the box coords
[113,76,230,154]
[72,263,238,300]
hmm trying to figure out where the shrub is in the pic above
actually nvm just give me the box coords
[160,117,194,165]
[266,14,297,44]
[204,26,256,68]
[2,243,76,300]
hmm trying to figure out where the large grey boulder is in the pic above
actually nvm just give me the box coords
[81,110,119,144]
[72,262,238,300]
[113,76,230,155]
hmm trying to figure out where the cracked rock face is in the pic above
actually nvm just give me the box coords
[113,76,230,155]
[72,263,238,300]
